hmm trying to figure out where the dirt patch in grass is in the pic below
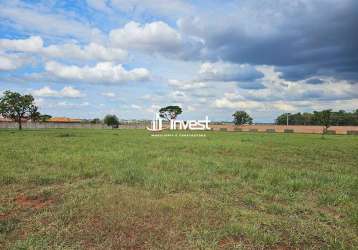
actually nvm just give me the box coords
[15,194,55,209]
[76,213,187,249]
[0,212,12,220]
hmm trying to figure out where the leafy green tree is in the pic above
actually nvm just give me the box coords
[104,115,119,128]
[275,113,288,125]
[276,110,358,126]
[159,105,182,121]
[39,114,52,122]
[302,112,313,125]
[313,109,332,135]
[232,110,253,125]
[90,118,101,124]
[0,90,40,130]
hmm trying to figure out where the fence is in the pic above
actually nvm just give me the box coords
[209,124,358,135]
[1,122,358,135]
[0,121,155,130]
[0,122,110,129]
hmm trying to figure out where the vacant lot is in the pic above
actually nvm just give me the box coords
[0,129,357,249]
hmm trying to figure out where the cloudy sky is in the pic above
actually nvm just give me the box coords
[0,0,357,122]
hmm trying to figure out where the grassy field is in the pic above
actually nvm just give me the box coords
[0,129,357,249]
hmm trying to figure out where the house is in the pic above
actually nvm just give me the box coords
[0,117,12,122]
[47,117,82,123]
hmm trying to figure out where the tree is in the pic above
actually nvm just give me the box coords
[159,105,182,121]
[0,90,40,130]
[275,113,288,125]
[302,112,313,125]
[104,115,119,128]
[275,110,358,126]
[313,109,332,135]
[39,114,52,122]
[232,111,253,125]
[90,118,101,124]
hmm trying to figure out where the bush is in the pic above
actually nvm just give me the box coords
[266,129,275,133]
[104,114,119,128]
[347,131,358,135]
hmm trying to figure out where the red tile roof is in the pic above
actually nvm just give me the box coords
[47,117,82,123]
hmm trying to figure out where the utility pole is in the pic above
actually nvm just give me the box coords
[286,113,290,126]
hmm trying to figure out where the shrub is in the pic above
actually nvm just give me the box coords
[104,114,119,129]
[266,129,275,133]
[347,131,358,135]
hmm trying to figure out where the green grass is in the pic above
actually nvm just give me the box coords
[0,129,357,249]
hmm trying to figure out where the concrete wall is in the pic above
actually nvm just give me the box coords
[0,122,110,129]
[210,124,358,135]
[118,123,150,129]
[1,122,358,135]
[0,122,153,130]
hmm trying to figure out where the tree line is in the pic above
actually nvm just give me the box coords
[1,90,357,131]
[276,110,358,126]
[0,91,184,130]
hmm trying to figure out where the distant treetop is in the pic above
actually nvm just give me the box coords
[159,106,182,121]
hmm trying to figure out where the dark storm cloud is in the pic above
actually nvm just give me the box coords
[305,78,324,85]
[179,0,358,81]
[277,65,318,81]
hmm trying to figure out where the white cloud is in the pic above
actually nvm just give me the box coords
[101,92,116,97]
[213,73,358,113]
[168,79,207,90]
[57,101,90,107]
[32,86,84,98]
[43,42,127,62]
[45,61,150,84]
[32,86,57,97]
[61,86,84,98]
[111,0,192,17]
[145,104,161,113]
[131,104,141,109]
[198,61,264,82]
[0,37,40,71]
[0,36,43,53]
[245,66,358,102]
[215,97,263,110]
[0,2,103,42]
[34,97,45,107]
[86,0,112,13]
[0,53,30,71]
[214,94,297,112]
[272,102,297,112]
[110,21,183,53]
[0,36,127,62]
[167,61,264,94]
[187,105,196,112]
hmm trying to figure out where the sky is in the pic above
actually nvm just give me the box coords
[0,0,357,122]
